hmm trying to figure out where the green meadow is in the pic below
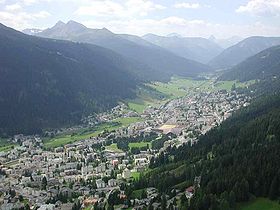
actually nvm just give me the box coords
[43,77,254,149]
[238,198,280,210]
[44,117,142,149]
[127,77,255,113]
[105,143,123,153]
[128,142,151,149]
[0,138,16,152]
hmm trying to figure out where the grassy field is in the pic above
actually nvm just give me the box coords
[128,102,147,113]
[214,80,255,91]
[128,142,152,150]
[0,138,16,152]
[0,145,15,152]
[127,77,207,113]
[126,85,167,113]
[44,117,142,149]
[150,77,255,96]
[43,77,254,148]
[128,77,212,113]
[105,141,151,153]
[84,206,93,210]
[105,143,123,153]
[131,189,144,199]
[112,117,142,125]
[131,171,141,180]
[238,198,280,210]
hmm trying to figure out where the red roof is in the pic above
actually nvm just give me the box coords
[186,186,195,193]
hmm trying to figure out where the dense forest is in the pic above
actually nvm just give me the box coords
[0,23,142,136]
[132,85,280,209]
[38,20,212,81]
[219,45,280,82]
[209,36,280,69]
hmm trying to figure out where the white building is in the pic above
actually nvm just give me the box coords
[96,179,106,189]
[108,179,117,187]
[122,168,131,179]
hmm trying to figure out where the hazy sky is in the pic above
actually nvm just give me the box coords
[0,0,280,38]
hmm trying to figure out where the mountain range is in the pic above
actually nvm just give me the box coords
[209,36,280,69]
[0,23,144,135]
[208,35,243,49]
[142,33,223,63]
[0,21,216,135]
[35,20,211,81]
[219,45,280,82]
[1,19,280,136]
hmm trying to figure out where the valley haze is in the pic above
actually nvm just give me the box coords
[0,1,280,210]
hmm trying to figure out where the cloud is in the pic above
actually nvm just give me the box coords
[0,0,52,29]
[82,16,280,38]
[5,4,22,12]
[174,2,201,9]
[75,0,166,17]
[32,11,50,18]
[83,16,213,37]
[75,1,124,17]
[236,0,280,17]
[21,0,53,5]
[0,10,51,29]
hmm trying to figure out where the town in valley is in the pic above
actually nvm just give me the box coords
[0,78,251,210]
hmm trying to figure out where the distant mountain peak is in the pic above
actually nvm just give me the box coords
[41,20,88,36]
[209,36,280,69]
[101,27,110,32]
[97,27,113,35]
[208,35,216,41]
[22,28,43,35]
[54,20,65,28]
[66,20,87,28]
[166,33,182,38]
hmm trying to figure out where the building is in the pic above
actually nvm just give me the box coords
[185,186,195,199]
[122,168,131,179]
[96,179,106,189]
[108,179,117,187]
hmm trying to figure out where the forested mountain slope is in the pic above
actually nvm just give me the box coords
[0,23,140,135]
[37,20,212,81]
[142,33,223,63]
[134,82,280,209]
[219,45,280,82]
[209,36,280,69]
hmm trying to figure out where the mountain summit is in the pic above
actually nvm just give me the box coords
[209,36,280,69]
[0,23,142,134]
[37,20,212,81]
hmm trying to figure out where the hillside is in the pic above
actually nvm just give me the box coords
[134,84,280,209]
[36,20,212,81]
[209,35,243,49]
[142,33,223,64]
[219,45,280,81]
[0,23,141,135]
[209,36,280,69]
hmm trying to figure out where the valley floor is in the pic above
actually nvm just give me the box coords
[0,76,259,210]
[238,198,280,210]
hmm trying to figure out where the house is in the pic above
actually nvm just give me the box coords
[135,158,148,166]
[96,179,106,189]
[83,197,98,207]
[38,204,55,210]
[108,179,117,187]
[21,176,31,185]
[185,186,195,199]
[60,203,74,210]
[122,168,131,179]
[112,159,119,166]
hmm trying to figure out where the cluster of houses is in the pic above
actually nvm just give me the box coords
[0,87,250,209]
